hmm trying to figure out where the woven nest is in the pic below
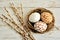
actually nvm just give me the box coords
[26,8,55,34]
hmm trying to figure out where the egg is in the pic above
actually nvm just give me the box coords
[29,12,40,23]
[41,12,53,23]
[34,21,47,32]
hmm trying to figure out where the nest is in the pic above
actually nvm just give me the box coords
[26,8,55,34]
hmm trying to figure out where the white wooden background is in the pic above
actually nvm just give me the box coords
[0,0,60,40]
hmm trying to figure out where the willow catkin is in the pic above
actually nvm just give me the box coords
[10,3,35,40]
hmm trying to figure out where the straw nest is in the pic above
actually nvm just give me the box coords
[26,8,55,34]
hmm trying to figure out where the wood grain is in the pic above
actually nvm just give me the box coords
[0,0,60,40]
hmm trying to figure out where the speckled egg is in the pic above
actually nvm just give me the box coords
[41,12,53,23]
[34,21,47,32]
[29,12,40,23]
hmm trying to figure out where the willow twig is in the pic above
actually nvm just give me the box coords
[3,8,30,40]
[10,3,23,25]
[20,3,35,40]
[0,14,31,40]
[20,4,35,40]
[10,3,35,40]
[3,7,24,31]
[20,3,23,21]
[3,7,35,40]
[0,14,24,35]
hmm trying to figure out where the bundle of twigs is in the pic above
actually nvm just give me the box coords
[0,3,35,40]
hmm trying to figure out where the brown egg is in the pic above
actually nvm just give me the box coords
[41,12,53,23]
[34,21,47,32]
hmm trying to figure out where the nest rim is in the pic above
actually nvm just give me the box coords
[26,8,55,34]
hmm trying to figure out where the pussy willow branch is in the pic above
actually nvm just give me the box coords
[4,7,25,32]
[10,3,29,30]
[0,14,30,40]
[3,8,31,40]
[0,14,24,35]
[10,3,35,40]
[20,4,35,40]
[4,4,35,40]
[10,3,23,25]
[20,4,23,21]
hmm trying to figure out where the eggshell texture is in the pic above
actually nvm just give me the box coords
[34,21,47,32]
[29,12,40,23]
[41,12,53,23]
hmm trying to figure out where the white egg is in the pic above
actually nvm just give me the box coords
[29,12,40,23]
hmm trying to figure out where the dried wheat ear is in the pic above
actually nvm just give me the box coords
[0,3,35,40]
[26,8,55,34]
